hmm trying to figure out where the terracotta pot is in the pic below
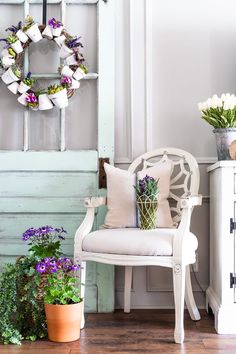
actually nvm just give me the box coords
[45,301,83,342]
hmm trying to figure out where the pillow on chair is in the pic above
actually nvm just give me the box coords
[103,160,174,228]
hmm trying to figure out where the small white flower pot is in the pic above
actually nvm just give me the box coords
[25,23,42,43]
[54,34,66,47]
[1,67,20,84]
[38,94,53,110]
[59,43,73,59]
[17,93,28,106]
[65,54,78,66]
[1,49,11,58]
[52,26,63,37]
[16,29,28,43]
[48,88,68,109]
[10,40,23,54]
[61,65,74,78]
[42,25,53,39]
[70,78,80,89]
[1,56,15,68]
[18,81,31,94]
[73,67,85,81]
[7,81,19,94]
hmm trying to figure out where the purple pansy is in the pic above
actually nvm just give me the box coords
[48,18,63,29]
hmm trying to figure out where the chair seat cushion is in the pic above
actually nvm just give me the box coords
[82,228,198,256]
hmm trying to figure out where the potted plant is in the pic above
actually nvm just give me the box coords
[61,75,80,90]
[48,84,68,109]
[59,35,83,59]
[38,91,54,111]
[25,92,39,110]
[134,175,159,230]
[59,64,74,78]
[23,15,42,43]
[198,93,236,160]
[1,55,15,68]
[36,257,83,342]
[5,21,28,43]
[7,81,20,94]
[0,34,23,54]
[0,225,67,345]
[54,34,66,47]
[18,72,35,93]
[48,18,63,37]
[1,64,21,85]
[73,63,88,81]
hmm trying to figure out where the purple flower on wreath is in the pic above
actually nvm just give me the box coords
[61,76,72,87]
[48,18,63,29]
[25,92,38,104]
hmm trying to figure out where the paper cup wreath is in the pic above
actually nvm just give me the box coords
[0,16,88,110]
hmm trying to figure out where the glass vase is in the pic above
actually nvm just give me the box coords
[136,195,158,230]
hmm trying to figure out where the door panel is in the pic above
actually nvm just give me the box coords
[0,0,114,313]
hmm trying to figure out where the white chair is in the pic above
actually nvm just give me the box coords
[74,148,202,343]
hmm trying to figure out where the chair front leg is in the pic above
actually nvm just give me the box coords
[124,266,132,313]
[173,262,186,344]
[80,261,86,329]
[185,265,201,321]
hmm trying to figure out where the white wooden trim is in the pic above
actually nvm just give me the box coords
[2,0,99,4]
[127,0,134,161]
[30,73,98,79]
[144,0,153,152]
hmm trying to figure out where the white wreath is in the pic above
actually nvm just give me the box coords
[0,16,88,110]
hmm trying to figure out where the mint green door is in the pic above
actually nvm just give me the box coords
[0,0,114,313]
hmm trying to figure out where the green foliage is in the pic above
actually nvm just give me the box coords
[11,64,21,78]
[79,64,88,74]
[6,35,18,44]
[8,48,16,58]
[48,84,64,95]
[22,77,35,87]
[0,256,47,345]
[201,107,236,128]
[23,15,34,31]
[44,270,81,305]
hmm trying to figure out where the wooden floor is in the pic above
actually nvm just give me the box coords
[1,309,236,353]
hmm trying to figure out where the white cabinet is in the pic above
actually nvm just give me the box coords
[207,161,236,334]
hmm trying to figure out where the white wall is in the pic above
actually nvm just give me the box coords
[114,0,236,309]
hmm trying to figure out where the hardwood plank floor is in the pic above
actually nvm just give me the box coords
[1,309,236,353]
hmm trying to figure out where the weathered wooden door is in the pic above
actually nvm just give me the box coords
[0,0,114,312]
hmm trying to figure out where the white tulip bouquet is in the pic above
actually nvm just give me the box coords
[198,93,236,128]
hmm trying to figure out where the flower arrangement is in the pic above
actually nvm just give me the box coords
[22,225,67,259]
[36,257,81,305]
[22,72,35,87]
[48,18,63,29]
[61,76,72,88]
[134,175,159,230]
[134,175,159,200]
[48,84,64,95]
[65,35,83,49]
[198,93,236,128]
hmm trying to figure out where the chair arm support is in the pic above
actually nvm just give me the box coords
[180,195,202,208]
[173,194,202,262]
[74,197,107,259]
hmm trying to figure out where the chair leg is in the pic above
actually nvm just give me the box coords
[173,263,186,344]
[80,261,86,329]
[124,266,132,313]
[185,265,201,321]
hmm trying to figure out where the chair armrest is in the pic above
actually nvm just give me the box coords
[180,195,202,208]
[74,197,107,259]
[173,194,202,262]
